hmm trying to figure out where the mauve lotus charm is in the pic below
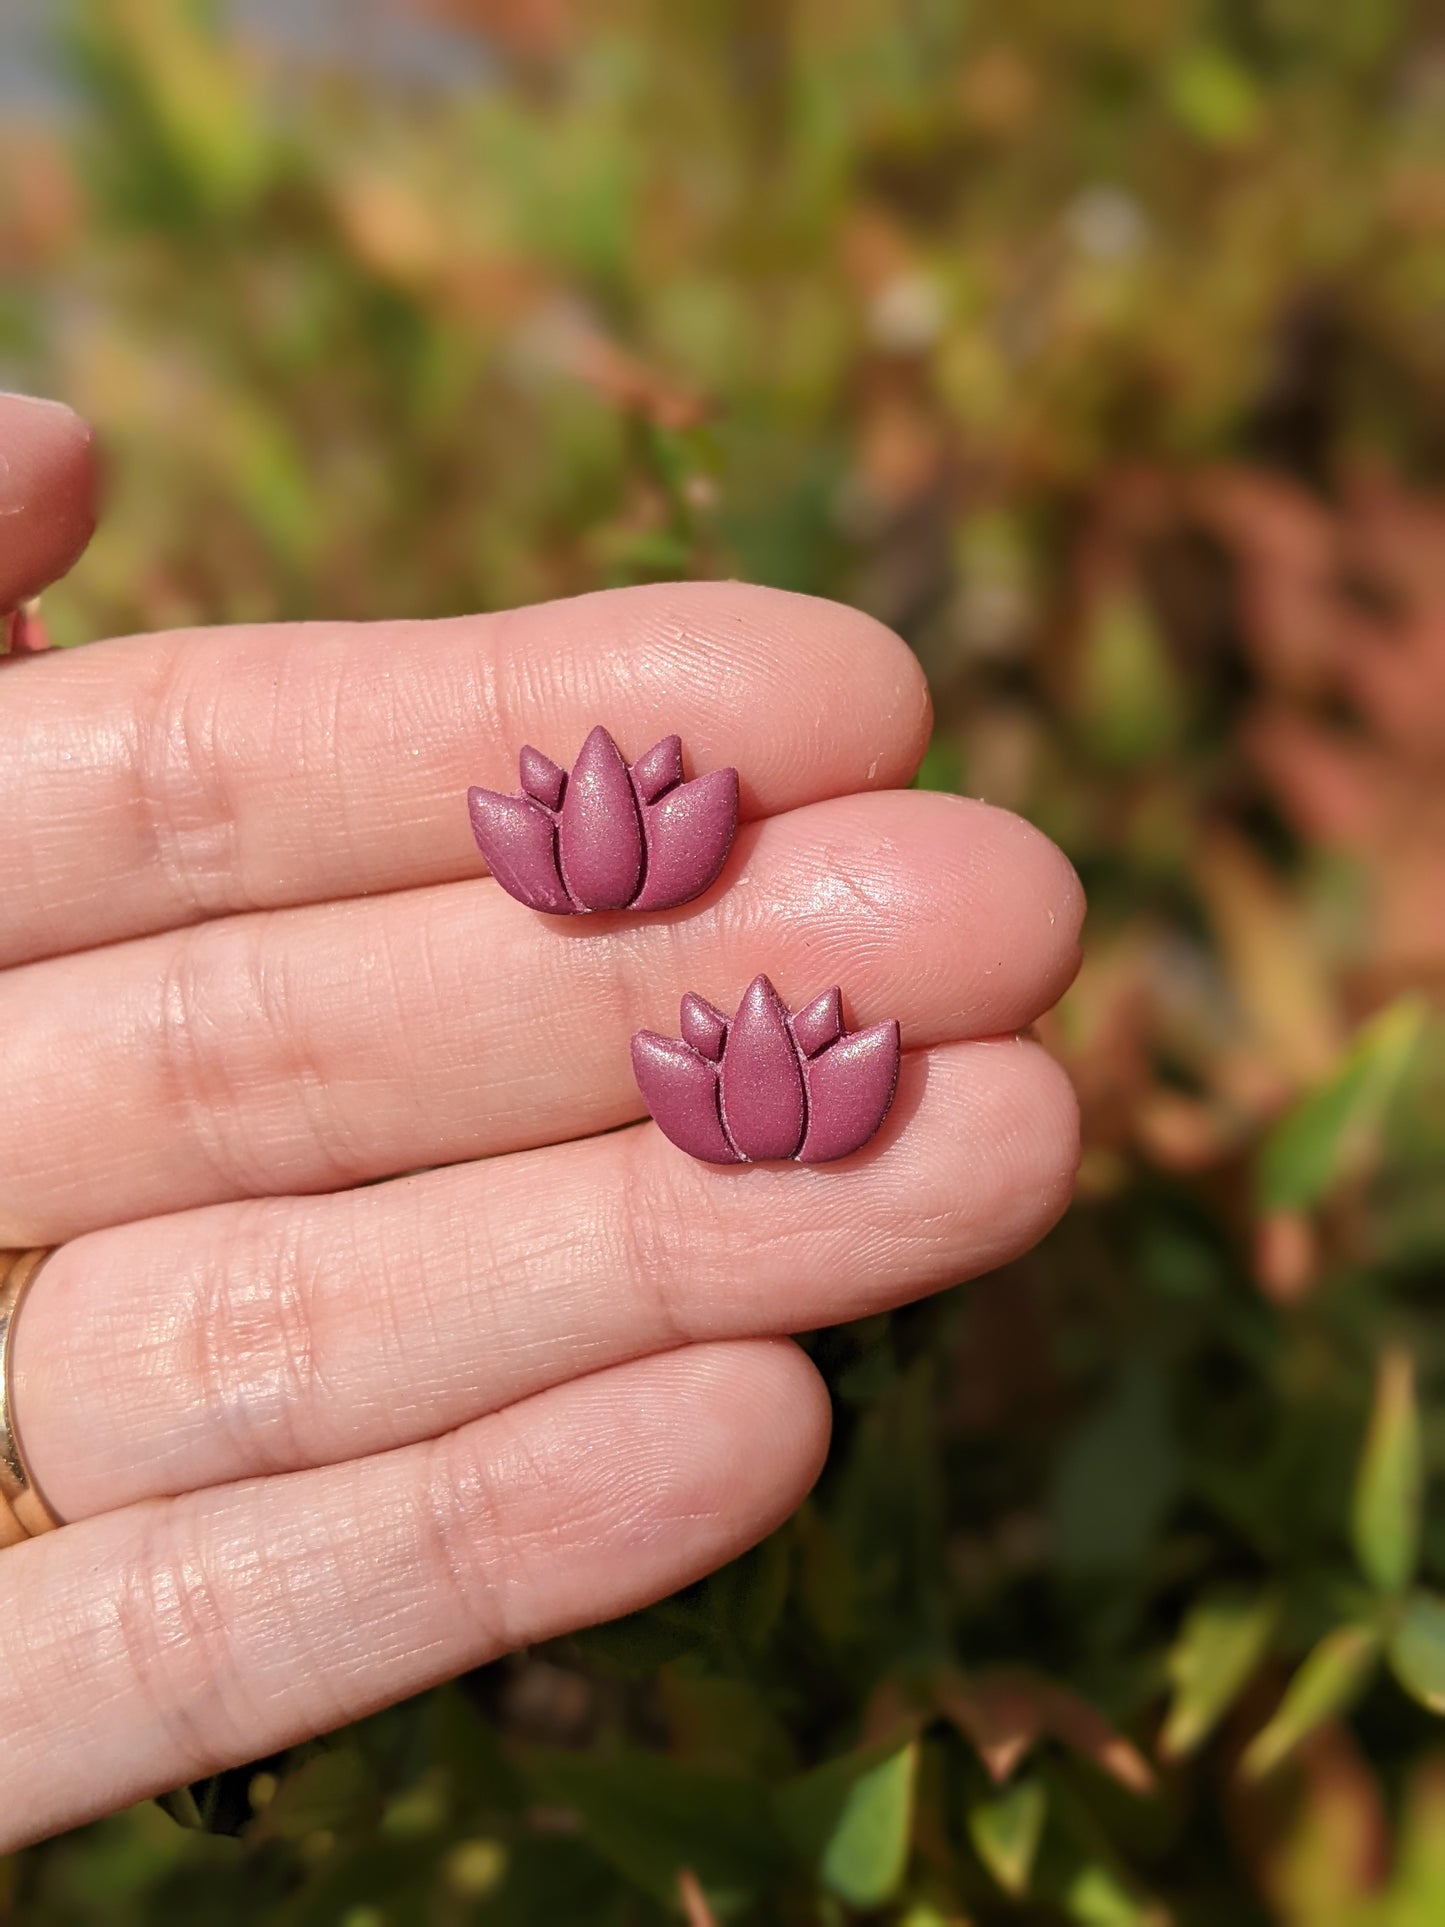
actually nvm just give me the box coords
[467,725,738,915]
[632,975,901,1165]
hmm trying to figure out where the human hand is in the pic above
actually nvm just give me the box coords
[0,394,1082,1847]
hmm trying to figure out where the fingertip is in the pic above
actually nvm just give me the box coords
[0,394,100,609]
[921,1035,1081,1264]
[736,1337,834,1507]
[923,791,1086,1016]
[777,588,933,794]
[524,1341,836,1580]
[1030,825,1087,994]
[597,580,932,805]
[815,595,933,784]
[648,1338,832,1532]
[1013,1037,1084,1239]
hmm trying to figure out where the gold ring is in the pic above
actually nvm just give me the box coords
[0,1248,60,1544]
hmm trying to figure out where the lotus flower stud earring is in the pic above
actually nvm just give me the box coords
[468,725,738,915]
[632,975,900,1165]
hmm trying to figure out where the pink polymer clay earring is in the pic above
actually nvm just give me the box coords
[468,726,738,915]
[632,975,901,1165]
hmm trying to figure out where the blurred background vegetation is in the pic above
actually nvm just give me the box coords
[3,0,1445,1920]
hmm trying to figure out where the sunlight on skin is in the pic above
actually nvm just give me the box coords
[0,399,1081,1849]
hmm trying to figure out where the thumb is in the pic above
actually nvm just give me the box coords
[1,393,100,649]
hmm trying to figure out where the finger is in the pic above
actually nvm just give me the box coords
[0,1340,828,1850]
[0,393,98,614]
[0,581,929,966]
[0,789,1083,1241]
[12,1037,1076,1520]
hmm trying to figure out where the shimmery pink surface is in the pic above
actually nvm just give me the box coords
[720,975,807,1160]
[633,975,901,1165]
[558,726,644,909]
[467,726,737,914]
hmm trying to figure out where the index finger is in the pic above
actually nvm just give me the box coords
[0,582,929,966]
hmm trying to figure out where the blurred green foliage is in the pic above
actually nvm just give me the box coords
[3,0,1445,1920]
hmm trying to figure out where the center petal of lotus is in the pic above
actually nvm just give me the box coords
[558,725,644,909]
[719,974,806,1161]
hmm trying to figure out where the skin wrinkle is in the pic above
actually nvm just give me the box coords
[151,925,255,1201]
[599,608,746,734]
[135,636,244,922]
[159,914,354,1198]
[364,1195,449,1443]
[256,632,353,904]
[0,1345,832,1844]
[11,706,59,953]
[250,916,366,1187]
[5,544,1087,1846]
[367,1186,448,1410]
[615,1128,697,1355]
[12,1038,1079,1516]
[238,635,299,901]
[411,1430,520,1656]
[588,913,686,1103]
[210,1474,372,1742]
[0,584,933,969]
[111,1509,260,1781]
[11,1574,112,1763]
[456,1185,577,1365]
[464,605,526,773]
[8,699,138,936]
[374,899,459,1146]
[192,1206,323,1477]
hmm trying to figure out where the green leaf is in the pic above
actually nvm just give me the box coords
[152,1785,206,1831]
[74,0,272,217]
[1075,590,1185,769]
[1240,1624,1382,1779]
[528,1751,788,1910]
[1164,46,1265,146]
[912,736,965,794]
[967,1775,1047,1897]
[1050,1362,1178,1574]
[658,1670,796,1778]
[775,1737,918,1908]
[1353,1348,1423,1594]
[703,1529,792,1652]
[248,1747,380,1843]
[1061,1858,1163,1927]
[154,1764,266,1837]
[1389,1592,1445,1713]
[1036,1791,1165,1927]
[1387,1755,1445,1920]
[569,1601,707,1676]
[1160,1589,1280,1759]
[1259,996,1428,1212]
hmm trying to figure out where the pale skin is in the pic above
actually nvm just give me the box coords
[0,393,1083,1849]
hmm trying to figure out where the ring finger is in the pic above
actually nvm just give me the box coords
[0,787,1082,1242]
[9,1035,1078,1521]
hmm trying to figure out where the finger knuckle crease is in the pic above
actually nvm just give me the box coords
[156,921,360,1197]
[136,646,244,920]
[190,1208,323,1474]
[110,1512,254,1781]
[414,1432,523,1659]
[616,1136,692,1348]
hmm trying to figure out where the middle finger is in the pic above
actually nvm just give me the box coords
[0,787,1081,1242]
